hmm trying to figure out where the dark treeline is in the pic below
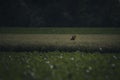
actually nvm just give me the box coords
[0,0,120,27]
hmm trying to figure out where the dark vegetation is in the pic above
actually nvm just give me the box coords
[0,0,120,27]
[0,44,120,53]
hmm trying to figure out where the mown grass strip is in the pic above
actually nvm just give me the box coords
[0,34,120,52]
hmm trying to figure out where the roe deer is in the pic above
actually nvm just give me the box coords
[70,35,76,40]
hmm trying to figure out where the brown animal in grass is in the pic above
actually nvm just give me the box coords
[70,35,76,40]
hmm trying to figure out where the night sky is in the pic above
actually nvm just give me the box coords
[0,0,120,27]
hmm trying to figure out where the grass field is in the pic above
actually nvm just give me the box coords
[0,27,120,80]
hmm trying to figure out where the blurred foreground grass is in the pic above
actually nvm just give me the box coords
[0,51,120,80]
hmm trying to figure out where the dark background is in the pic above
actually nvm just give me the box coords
[0,0,120,27]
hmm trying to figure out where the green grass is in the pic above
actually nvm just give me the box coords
[0,27,120,34]
[0,51,120,80]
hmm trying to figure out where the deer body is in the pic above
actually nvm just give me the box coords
[70,35,76,40]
